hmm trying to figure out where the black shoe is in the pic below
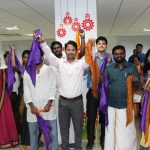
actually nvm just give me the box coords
[100,143,104,150]
[86,143,94,150]
[68,143,75,149]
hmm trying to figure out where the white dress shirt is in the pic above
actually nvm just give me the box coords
[41,42,89,98]
[24,64,57,122]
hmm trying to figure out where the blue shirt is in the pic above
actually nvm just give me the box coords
[86,52,112,89]
[128,53,145,63]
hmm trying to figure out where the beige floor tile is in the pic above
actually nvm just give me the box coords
[2,118,141,150]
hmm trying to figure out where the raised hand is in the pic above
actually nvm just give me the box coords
[79,29,85,39]
[89,38,96,47]
[33,30,45,43]
[9,44,15,52]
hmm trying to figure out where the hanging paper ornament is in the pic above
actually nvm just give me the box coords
[57,24,66,38]
[63,11,72,25]
[82,13,94,31]
[71,18,81,32]
[56,0,67,38]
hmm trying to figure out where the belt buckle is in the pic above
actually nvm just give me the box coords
[66,98,70,101]
[66,98,71,101]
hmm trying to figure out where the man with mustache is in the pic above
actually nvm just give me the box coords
[47,30,85,149]
[104,45,140,150]
[37,33,88,150]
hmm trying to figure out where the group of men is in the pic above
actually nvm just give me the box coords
[22,30,140,150]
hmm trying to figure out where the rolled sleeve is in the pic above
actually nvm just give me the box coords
[40,42,59,68]
[48,70,57,101]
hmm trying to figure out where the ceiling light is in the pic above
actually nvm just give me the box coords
[143,28,150,32]
[1,26,20,30]
[24,33,33,36]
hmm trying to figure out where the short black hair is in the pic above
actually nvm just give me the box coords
[22,50,30,58]
[96,36,108,45]
[51,41,62,50]
[3,51,9,59]
[112,45,126,54]
[136,43,143,48]
[65,40,77,50]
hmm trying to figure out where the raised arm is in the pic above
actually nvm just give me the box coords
[78,29,85,59]
[9,44,24,79]
[34,33,60,68]
[9,44,18,71]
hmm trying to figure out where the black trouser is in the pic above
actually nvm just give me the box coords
[59,97,83,150]
[21,106,30,145]
[86,89,105,147]
[10,92,21,134]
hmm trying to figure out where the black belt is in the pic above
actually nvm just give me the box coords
[60,95,82,101]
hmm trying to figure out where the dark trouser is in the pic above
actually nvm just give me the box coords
[10,92,21,134]
[59,97,83,150]
[21,106,30,145]
[86,89,105,147]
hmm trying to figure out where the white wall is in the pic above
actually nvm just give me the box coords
[1,39,52,61]
[106,35,150,59]
[0,41,3,66]
[1,35,150,62]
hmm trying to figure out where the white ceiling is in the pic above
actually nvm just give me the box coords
[0,0,150,41]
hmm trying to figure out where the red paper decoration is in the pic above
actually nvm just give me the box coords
[57,24,66,38]
[71,18,81,32]
[63,11,73,25]
[82,13,94,31]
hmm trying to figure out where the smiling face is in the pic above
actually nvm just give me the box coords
[96,40,107,52]
[113,48,126,63]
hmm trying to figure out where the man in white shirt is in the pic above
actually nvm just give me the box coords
[37,34,88,150]
[24,57,57,150]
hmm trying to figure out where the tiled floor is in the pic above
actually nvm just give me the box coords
[3,118,141,150]
[4,142,102,150]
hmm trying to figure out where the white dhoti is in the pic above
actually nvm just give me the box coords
[104,106,137,150]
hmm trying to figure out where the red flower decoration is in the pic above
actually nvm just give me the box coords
[63,12,72,25]
[71,18,81,32]
[82,13,94,31]
[57,24,66,38]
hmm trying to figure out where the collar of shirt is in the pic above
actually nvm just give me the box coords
[95,52,108,60]
[114,60,129,68]
[62,58,79,64]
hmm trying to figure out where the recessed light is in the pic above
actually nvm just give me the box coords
[24,33,33,36]
[143,28,150,32]
[1,26,20,30]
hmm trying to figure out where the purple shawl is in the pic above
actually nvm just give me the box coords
[7,53,25,94]
[140,89,149,132]
[26,29,43,86]
[98,55,109,126]
[36,114,52,150]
